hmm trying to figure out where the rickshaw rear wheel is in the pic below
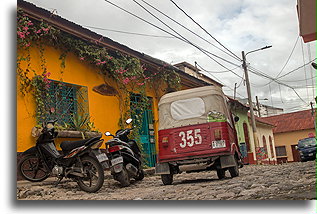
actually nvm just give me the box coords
[216,168,226,179]
[161,173,173,185]
[228,157,239,178]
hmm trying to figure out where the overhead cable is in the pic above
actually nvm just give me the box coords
[169,0,241,61]
[139,0,242,62]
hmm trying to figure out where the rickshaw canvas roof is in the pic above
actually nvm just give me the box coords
[158,86,231,130]
[159,86,224,105]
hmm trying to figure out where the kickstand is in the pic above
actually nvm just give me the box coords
[54,177,63,187]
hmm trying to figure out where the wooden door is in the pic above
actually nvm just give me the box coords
[291,145,300,162]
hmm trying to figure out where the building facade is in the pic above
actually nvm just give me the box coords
[17,0,214,168]
[265,109,315,163]
[229,98,276,164]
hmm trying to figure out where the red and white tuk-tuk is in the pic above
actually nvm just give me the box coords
[155,86,242,185]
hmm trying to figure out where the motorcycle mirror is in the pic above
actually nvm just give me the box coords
[105,131,112,136]
[126,118,133,124]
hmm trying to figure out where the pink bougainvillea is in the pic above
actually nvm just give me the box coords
[122,77,130,85]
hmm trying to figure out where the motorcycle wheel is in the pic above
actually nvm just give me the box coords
[18,154,50,182]
[76,156,104,193]
[134,169,144,181]
[116,167,130,187]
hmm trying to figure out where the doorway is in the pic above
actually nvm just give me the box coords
[130,94,156,167]
[291,144,300,162]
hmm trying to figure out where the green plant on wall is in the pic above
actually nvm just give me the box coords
[17,10,181,165]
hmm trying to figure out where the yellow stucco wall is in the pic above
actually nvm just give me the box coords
[273,129,315,162]
[17,45,160,152]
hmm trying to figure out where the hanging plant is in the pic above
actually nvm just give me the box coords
[17,9,181,164]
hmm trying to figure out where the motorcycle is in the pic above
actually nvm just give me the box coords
[105,118,144,187]
[18,119,108,193]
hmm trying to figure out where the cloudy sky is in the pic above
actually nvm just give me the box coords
[24,0,316,113]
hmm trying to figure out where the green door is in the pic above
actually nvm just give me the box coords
[130,94,156,167]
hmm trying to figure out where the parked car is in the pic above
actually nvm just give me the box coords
[296,137,316,162]
[155,86,243,185]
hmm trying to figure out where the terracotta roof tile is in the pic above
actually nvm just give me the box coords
[247,113,275,127]
[264,109,315,133]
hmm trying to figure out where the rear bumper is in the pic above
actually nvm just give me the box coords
[158,151,232,163]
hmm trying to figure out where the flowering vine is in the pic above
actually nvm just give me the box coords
[17,9,181,157]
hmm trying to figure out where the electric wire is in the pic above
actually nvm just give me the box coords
[300,39,309,99]
[138,0,242,62]
[83,25,175,38]
[103,0,244,81]
[274,35,300,78]
[103,0,308,106]
[248,67,308,105]
[196,63,240,73]
[307,43,315,99]
[131,0,242,70]
[169,0,241,61]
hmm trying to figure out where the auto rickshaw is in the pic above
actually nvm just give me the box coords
[155,86,243,185]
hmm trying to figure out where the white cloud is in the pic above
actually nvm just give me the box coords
[24,0,316,112]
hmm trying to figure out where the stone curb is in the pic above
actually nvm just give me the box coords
[17,167,156,188]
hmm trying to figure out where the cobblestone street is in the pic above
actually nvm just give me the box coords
[17,161,316,200]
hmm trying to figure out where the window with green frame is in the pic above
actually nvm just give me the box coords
[38,80,89,129]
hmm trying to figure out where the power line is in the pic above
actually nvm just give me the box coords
[248,67,308,105]
[195,63,246,98]
[274,35,300,78]
[138,0,242,62]
[104,0,244,80]
[196,63,241,73]
[275,58,317,80]
[83,25,175,38]
[300,39,309,99]
[169,0,241,61]
[279,75,316,82]
[307,42,315,99]
[131,0,241,70]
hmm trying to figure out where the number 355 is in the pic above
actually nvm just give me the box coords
[179,129,202,148]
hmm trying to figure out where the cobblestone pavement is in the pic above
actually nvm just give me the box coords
[17,161,316,200]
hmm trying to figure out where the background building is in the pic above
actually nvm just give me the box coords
[265,109,315,163]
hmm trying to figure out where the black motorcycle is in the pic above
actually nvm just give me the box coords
[105,118,144,187]
[18,119,107,193]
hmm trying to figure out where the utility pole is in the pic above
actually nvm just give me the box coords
[256,96,261,117]
[234,83,237,99]
[242,51,260,164]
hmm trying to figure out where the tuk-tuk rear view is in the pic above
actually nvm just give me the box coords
[155,86,243,185]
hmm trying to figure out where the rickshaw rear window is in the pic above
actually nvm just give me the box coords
[171,97,205,120]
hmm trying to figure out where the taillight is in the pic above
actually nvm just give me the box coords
[162,136,168,147]
[107,145,123,153]
[214,129,222,140]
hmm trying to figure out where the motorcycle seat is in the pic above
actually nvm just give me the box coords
[60,137,100,152]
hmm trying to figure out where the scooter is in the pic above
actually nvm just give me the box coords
[18,119,108,193]
[105,118,144,187]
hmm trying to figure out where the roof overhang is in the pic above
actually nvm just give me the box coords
[297,0,316,43]
[17,0,212,88]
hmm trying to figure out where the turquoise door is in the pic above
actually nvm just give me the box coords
[130,94,156,167]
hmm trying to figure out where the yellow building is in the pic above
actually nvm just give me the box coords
[17,1,217,167]
[265,110,315,163]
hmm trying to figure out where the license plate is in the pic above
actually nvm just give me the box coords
[96,153,108,162]
[212,140,226,149]
[111,156,123,165]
